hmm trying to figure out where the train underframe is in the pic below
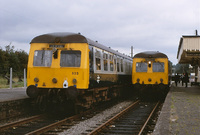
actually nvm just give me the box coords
[133,83,169,101]
[26,85,124,113]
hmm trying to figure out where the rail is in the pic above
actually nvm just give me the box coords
[88,101,160,135]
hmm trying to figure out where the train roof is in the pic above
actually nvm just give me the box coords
[30,32,132,60]
[133,51,168,58]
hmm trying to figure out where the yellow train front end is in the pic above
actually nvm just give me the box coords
[26,33,89,104]
[27,43,89,89]
[132,58,168,85]
[132,51,170,99]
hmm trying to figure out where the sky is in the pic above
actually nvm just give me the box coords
[0,0,200,64]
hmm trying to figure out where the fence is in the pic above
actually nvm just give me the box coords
[7,68,26,89]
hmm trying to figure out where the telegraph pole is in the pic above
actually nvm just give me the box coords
[131,46,134,58]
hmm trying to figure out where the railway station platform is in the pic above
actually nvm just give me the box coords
[153,82,200,135]
[0,87,28,102]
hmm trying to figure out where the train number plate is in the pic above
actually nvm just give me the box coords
[72,72,79,75]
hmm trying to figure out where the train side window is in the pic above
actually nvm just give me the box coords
[33,50,52,67]
[110,55,114,71]
[114,58,117,71]
[125,62,128,73]
[60,50,81,67]
[121,59,123,72]
[103,53,108,71]
[136,62,147,72]
[117,58,120,72]
[153,62,164,72]
[95,50,101,70]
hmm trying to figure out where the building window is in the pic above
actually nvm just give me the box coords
[60,50,81,67]
[33,50,52,67]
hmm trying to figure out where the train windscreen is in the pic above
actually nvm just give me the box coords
[60,50,81,67]
[33,50,52,67]
[153,62,164,72]
[136,62,147,72]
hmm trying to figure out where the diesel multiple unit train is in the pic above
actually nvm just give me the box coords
[26,32,133,110]
[132,51,171,98]
[26,32,171,111]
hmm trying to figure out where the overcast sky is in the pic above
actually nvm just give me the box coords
[0,0,200,64]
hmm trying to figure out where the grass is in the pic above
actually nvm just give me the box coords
[0,77,25,88]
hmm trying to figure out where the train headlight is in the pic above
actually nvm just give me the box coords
[160,78,163,83]
[148,61,151,68]
[52,78,57,83]
[73,78,77,84]
[34,77,39,83]
[63,80,68,88]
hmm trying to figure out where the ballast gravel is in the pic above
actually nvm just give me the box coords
[59,100,134,135]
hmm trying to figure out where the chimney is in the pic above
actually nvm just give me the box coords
[195,30,198,36]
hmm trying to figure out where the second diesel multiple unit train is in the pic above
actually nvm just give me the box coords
[132,51,171,98]
[26,32,133,110]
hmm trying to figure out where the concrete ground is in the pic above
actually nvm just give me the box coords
[0,87,28,102]
[153,82,200,135]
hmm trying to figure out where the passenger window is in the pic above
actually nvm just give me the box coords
[33,50,52,67]
[153,62,164,72]
[60,50,81,67]
[117,58,120,72]
[103,53,108,71]
[125,62,128,73]
[114,58,117,71]
[121,59,123,72]
[136,62,147,72]
[110,55,114,71]
[95,50,101,70]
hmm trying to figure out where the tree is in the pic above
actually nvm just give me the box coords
[0,43,28,82]
[0,47,9,76]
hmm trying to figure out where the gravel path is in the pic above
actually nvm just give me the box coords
[59,100,134,135]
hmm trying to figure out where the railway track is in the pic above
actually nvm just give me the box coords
[88,101,160,135]
[0,109,97,135]
[0,99,133,135]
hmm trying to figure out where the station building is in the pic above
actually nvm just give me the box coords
[177,30,200,83]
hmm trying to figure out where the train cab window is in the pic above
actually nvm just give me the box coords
[95,50,101,70]
[136,62,147,72]
[153,62,164,72]
[103,53,108,71]
[33,50,52,67]
[60,50,81,67]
